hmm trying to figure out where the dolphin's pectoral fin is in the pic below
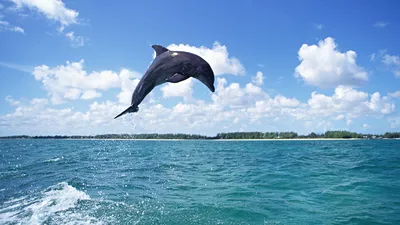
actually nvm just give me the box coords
[152,45,169,57]
[166,73,190,83]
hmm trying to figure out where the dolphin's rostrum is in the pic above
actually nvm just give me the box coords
[114,44,215,119]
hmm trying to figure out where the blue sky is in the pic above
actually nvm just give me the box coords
[0,0,400,136]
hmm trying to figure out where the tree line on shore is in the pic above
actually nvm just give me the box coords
[1,131,400,140]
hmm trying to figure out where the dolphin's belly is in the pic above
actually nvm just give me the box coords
[153,66,182,86]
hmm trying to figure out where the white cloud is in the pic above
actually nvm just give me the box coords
[382,54,400,66]
[389,91,400,98]
[32,40,246,107]
[307,86,395,118]
[1,57,397,136]
[0,61,32,73]
[271,95,300,108]
[30,98,48,106]
[10,0,78,27]
[252,71,264,86]
[211,78,266,108]
[370,53,376,62]
[11,26,24,33]
[0,20,24,33]
[0,76,270,135]
[5,96,20,106]
[166,42,245,76]
[2,80,397,136]
[313,23,324,29]
[335,114,345,120]
[116,69,141,105]
[363,124,370,128]
[294,37,368,88]
[161,79,194,102]
[63,88,81,100]
[65,31,86,47]
[370,50,400,77]
[346,119,352,125]
[81,90,102,100]
[246,95,302,123]
[32,59,141,104]
[382,53,400,77]
[9,0,87,47]
[373,22,388,28]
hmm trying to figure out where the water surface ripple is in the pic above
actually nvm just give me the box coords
[0,139,399,224]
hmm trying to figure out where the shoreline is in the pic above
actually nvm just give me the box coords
[2,138,398,141]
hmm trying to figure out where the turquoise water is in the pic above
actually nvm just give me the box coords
[0,139,399,224]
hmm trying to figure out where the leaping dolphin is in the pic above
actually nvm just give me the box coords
[114,44,215,119]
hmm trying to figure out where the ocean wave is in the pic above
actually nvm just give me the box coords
[44,157,63,163]
[0,182,105,225]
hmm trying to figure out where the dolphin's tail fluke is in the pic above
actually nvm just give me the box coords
[114,105,139,119]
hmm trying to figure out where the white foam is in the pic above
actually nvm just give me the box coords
[0,182,105,225]
[44,157,63,162]
[3,195,27,204]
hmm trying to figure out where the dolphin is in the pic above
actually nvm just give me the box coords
[114,44,215,119]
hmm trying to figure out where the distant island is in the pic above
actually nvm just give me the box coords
[1,131,399,140]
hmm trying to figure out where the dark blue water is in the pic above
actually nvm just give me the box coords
[0,139,399,224]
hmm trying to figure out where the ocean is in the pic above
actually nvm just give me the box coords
[0,139,399,224]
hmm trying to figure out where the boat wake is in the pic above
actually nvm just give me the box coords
[0,182,106,225]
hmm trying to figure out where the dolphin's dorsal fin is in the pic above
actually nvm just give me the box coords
[152,45,169,57]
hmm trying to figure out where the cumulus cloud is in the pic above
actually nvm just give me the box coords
[9,0,87,47]
[63,88,81,100]
[2,80,397,136]
[211,78,267,109]
[161,79,194,102]
[1,55,397,136]
[382,54,400,66]
[389,91,400,98]
[307,85,395,118]
[382,53,400,77]
[370,50,400,77]
[252,71,264,86]
[5,96,20,106]
[32,40,245,106]
[116,69,141,105]
[81,90,102,100]
[166,42,245,76]
[10,0,78,27]
[32,59,141,104]
[246,95,302,123]
[335,114,345,120]
[295,37,368,88]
